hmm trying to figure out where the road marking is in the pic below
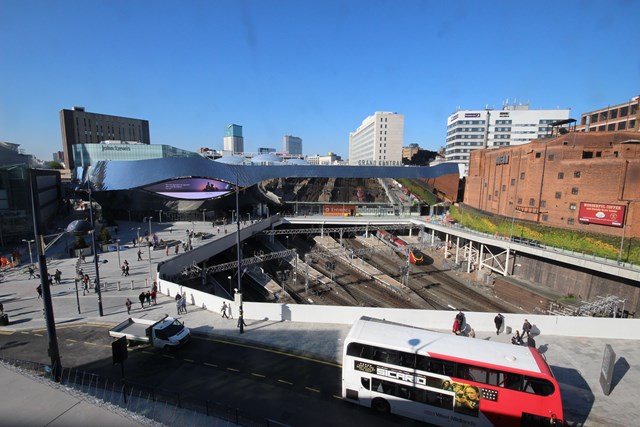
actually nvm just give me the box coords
[85,342,98,346]
[251,373,266,378]
[226,367,240,372]
[204,362,218,368]
[194,336,341,368]
[305,387,320,393]
[163,354,175,359]
[184,358,194,363]
[34,333,43,337]
[278,379,293,385]
[66,339,78,343]
[332,395,343,399]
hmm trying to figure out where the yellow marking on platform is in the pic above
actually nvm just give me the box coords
[251,373,266,378]
[195,336,341,368]
[20,331,30,335]
[34,333,43,337]
[278,379,293,385]
[204,362,218,368]
[226,367,240,372]
[305,387,320,393]
[0,330,14,335]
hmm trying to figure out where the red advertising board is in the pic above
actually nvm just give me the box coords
[323,205,356,216]
[578,202,625,227]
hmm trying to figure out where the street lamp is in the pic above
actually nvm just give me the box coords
[30,170,62,382]
[22,239,34,266]
[142,217,153,278]
[202,208,207,223]
[66,219,103,317]
[227,275,232,294]
[73,184,104,317]
[116,238,121,269]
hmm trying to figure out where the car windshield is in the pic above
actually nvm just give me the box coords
[162,319,185,337]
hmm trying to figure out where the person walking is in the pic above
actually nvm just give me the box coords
[124,263,130,277]
[137,249,143,261]
[36,284,42,299]
[494,313,504,335]
[180,292,187,313]
[121,264,126,276]
[54,269,62,285]
[138,291,146,308]
[175,293,182,314]
[145,291,151,306]
[221,302,229,319]
[82,279,88,296]
[125,298,132,315]
[28,265,37,279]
[522,319,532,337]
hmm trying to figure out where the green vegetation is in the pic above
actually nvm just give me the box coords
[448,205,639,265]
[396,178,438,205]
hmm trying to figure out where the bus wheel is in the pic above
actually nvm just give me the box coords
[372,398,390,414]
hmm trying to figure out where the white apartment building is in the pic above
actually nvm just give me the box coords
[283,135,303,155]
[349,112,404,166]
[445,103,570,170]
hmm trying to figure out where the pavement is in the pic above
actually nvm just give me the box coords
[1,219,639,426]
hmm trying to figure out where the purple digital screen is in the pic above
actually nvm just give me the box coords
[143,178,235,200]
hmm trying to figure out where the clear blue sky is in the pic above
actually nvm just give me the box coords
[1,0,639,161]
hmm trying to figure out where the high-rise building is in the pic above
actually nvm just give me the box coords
[223,124,244,154]
[283,135,303,155]
[576,95,639,133]
[59,106,150,170]
[349,112,404,166]
[445,103,570,170]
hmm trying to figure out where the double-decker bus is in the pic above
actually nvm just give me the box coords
[375,230,424,265]
[342,317,563,426]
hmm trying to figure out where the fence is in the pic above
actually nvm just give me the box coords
[0,357,289,427]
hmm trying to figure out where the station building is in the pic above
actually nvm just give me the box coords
[464,131,640,237]
[576,95,639,133]
[349,112,404,166]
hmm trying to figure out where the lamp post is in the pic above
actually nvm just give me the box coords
[74,184,104,317]
[30,170,62,382]
[143,217,152,278]
[233,170,244,333]
[202,209,207,223]
[157,210,163,223]
[22,239,34,266]
[231,210,235,225]
[116,239,121,269]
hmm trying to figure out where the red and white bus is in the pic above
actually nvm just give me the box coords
[342,317,563,426]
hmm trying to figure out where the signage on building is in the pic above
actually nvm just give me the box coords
[499,112,510,117]
[323,205,356,216]
[578,202,625,227]
[465,113,481,118]
[143,178,234,200]
[101,145,131,152]
[495,154,510,165]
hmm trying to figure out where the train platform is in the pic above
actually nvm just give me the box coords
[1,219,639,426]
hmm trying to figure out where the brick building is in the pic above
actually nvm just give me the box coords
[464,131,640,237]
[577,95,639,133]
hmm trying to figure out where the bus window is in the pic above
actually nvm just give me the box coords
[467,367,488,383]
[398,352,415,369]
[347,342,373,359]
[487,370,504,387]
[429,358,454,376]
[523,377,555,396]
[504,373,523,390]
[361,377,370,389]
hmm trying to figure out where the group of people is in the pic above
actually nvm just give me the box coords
[453,312,536,346]
[512,319,535,347]
[175,292,188,314]
[136,282,158,309]
[121,260,130,276]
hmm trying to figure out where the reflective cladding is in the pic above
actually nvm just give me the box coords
[89,157,460,192]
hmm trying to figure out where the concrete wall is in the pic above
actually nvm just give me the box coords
[158,278,640,341]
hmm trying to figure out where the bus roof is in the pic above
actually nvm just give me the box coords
[346,317,548,375]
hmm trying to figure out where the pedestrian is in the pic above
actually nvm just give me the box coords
[36,284,42,299]
[145,291,151,306]
[125,264,130,276]
[175,293,182,314]
[121,264,126,276]
[137,249,143,261]
[169,227,173,233]
[125,298,132,315]
[522,319,532,337]
[221,301,229,319]
[0,302,4,314]
[456,311,465,329]
[494,313,504,335]
[83,279,88,296]
[138,291,146,308]
[151,288,157,305]
[512,330,523,345]
[54,269,61,285]
[180,292,187,313]
[165,244,169,256]
[237,308,247,328]
[80,249,85,263]
[175,244,179,255]
[28,265,36,279]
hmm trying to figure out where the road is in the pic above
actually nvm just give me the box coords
[0,325,426,427]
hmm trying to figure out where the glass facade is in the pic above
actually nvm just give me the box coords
[72,143,200,168]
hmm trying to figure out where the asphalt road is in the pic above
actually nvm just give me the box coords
[0,325,424,427]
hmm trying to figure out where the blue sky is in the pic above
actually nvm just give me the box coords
[1,0,639,161]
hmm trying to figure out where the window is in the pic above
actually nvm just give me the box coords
[574,171,581,178]
[502,185,506,191]
[520,172,525,180]
[535,152,541,158]
[567,218,575,225]
[511,178,516,186]
[548,154,555,160]
[555,192,562,199]
[558,172,564,179]
[582,151,593,159]
[569,203,577,210]
[596,151,602,157]
[572,187,579,195]
[529,198,535,206]
[517,197,523,204]
[618,122,627,130]
[494,191,499,197]
[542,214,548,221]
[540,200,546,208]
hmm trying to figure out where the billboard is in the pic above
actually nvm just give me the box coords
[143,178,235,200]
[578,202,626,227]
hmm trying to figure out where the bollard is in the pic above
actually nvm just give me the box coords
[131,280,134,290]
[145,278,148,288]
[117,281,121,291]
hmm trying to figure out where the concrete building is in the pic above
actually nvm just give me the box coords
[223,124,244,154]
[306,152,343,165]
[283,135,302,155]
[445,103,570,173]
[464,131,640,238]
[577,95,639,133]
[59,107,150,170]
[349,112,404,166]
